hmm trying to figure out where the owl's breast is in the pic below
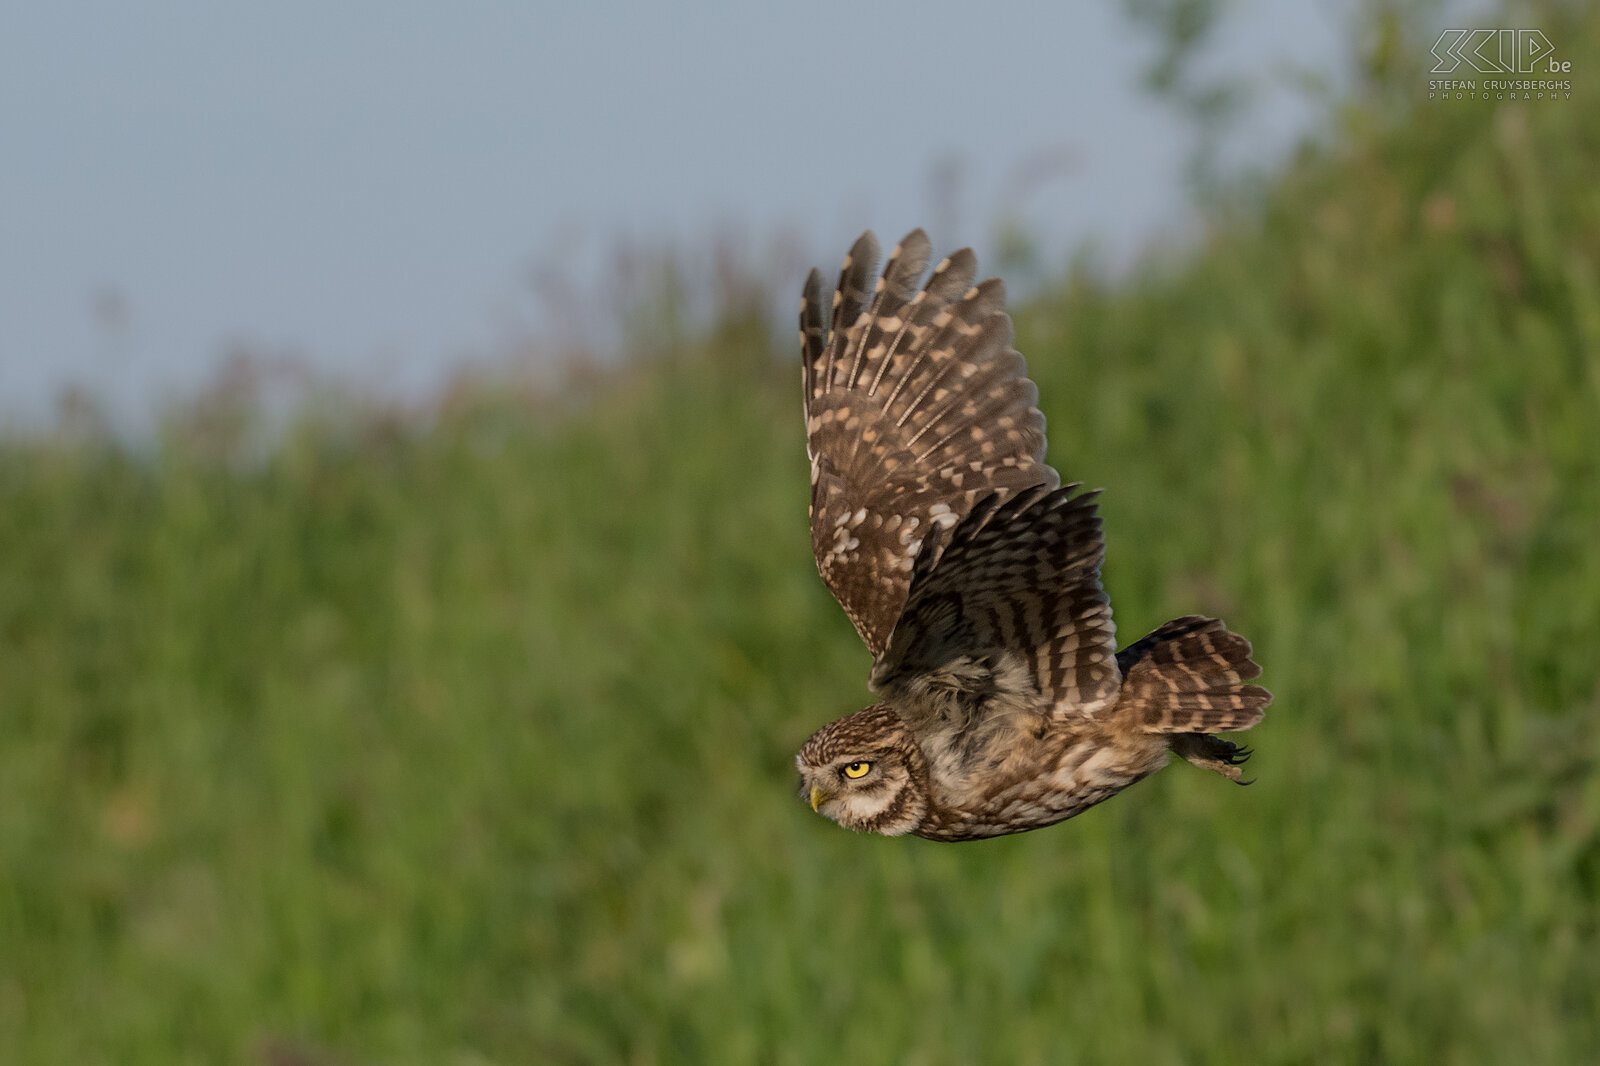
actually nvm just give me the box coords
[912,721,1169,841]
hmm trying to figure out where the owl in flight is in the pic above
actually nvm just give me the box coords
[795,230,1271,841]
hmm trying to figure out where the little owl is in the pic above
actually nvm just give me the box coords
[795,230,1271,841]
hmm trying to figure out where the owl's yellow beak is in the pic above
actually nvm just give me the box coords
[809,784,831,812]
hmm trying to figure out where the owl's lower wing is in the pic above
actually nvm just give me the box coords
[802,230,1058,657]
[869,484,1123,740]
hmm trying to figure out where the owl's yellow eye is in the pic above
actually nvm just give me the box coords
[843,761,872,779]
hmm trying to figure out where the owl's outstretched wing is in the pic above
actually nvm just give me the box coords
[869,484,1123,727]
[802,230,1058,658]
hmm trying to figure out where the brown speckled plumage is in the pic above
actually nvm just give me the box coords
[794,231,1272,841]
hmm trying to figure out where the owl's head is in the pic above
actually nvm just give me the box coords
[795,704,928,836]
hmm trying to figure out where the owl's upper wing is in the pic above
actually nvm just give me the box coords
[869,484,1123,723]
[802,230,1058,658]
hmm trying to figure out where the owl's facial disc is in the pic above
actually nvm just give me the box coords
[796,706,926,835]
[805,759,873,812]
[799,751,899,827]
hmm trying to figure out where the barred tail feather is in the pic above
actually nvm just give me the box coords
[1114,616,1270,783]
[1116,616,1271,735]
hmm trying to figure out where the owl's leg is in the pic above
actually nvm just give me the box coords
[1170,733,1253,784]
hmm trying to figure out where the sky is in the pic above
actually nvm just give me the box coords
[0,1,1345,430]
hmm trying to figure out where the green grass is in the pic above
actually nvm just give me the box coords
[4,11,1600,1065]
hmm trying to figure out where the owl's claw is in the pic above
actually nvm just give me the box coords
[1172,734,1255,784]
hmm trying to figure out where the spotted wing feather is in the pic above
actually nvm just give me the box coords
[802,230,1058,657]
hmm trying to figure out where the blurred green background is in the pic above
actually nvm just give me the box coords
[3,5,1598,1064]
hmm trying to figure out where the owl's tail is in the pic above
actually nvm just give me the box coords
[1115,615,1272,782]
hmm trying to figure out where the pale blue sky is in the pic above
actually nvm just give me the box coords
[0,1,1344,428]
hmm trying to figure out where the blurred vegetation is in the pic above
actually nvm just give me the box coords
[4,4,1599,1064]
